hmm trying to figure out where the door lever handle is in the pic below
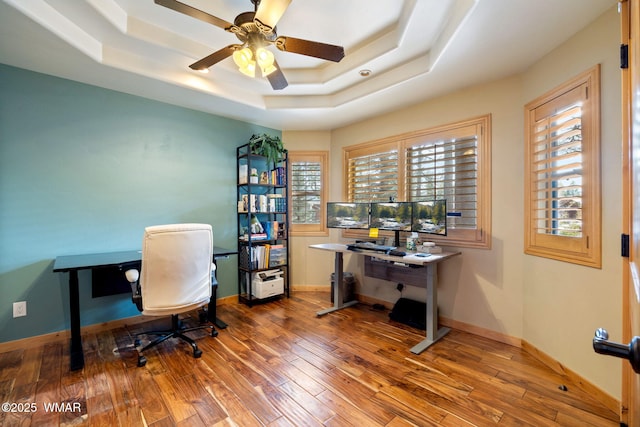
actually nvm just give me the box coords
[593,328,640,374]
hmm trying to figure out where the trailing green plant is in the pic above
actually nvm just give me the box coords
[249,133,286,164]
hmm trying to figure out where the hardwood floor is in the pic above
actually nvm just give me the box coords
[0,292,619,426]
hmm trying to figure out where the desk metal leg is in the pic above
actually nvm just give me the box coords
[206,298,228,329]
[317,252,358,316]
[68,270,84,371]
[213,318,228,329]
[207,267,228,329]
[410,264,450,354]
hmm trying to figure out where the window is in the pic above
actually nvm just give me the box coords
[405,124,482,237]
[289,151,328,236]
[524,65,601,268]
[343,115,491,248]
[346,143,398,202]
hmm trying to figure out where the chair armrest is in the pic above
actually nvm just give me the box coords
[125,268,143,312]
[125,269,139,283]
[211,262,218,286]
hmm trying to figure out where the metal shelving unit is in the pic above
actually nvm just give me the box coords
[236,143,289,306]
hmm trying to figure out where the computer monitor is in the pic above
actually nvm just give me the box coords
[369,202,412,231]
[411,199,447,236]
[326,202,369,229]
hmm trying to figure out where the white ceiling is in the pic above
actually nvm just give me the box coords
[0,0,615,131]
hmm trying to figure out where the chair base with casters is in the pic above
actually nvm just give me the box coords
[134,312,218,367]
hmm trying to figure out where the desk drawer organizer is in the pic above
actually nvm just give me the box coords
[268,247,287,267]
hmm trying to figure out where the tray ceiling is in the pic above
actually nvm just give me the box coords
[0,0,614,130]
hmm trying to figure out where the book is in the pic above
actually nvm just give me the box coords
[269,166,287,185]
[261,220,279,240]
[267,194,286,212]
[259,195,268,212]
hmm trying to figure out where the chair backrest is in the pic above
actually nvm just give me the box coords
[140,223,213,316]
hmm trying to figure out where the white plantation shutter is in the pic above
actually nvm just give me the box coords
[288,152,328,236]
[525,66,601,268]
[291,161,321,224]
[347,147,399,203]
[406,133,478,230]
[531,103,583,237]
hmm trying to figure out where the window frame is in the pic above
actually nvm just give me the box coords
[524,65,601,268]
[342,115,492,248]
[288,151,329,236]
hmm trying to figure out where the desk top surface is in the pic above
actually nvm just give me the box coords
[309,243,460,266]
[54,247,237,272]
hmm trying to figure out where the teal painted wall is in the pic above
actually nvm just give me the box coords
[0,64,280,343]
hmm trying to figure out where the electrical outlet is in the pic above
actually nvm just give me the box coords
[13,301,27,318]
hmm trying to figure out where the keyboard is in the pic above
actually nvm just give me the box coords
[347,242,397,253]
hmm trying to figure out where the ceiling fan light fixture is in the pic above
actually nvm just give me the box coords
[233,47,253,67]
[239,62,257,77]
[256,47,277,76]
[233,47,257,77]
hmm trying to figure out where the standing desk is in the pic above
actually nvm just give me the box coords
[53,247,236,371]
[309,243,459,354]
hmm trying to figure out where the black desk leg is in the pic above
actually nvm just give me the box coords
[69,270,84,371]
[206,284,227,329]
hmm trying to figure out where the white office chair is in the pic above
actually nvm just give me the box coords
[125,223,217,367]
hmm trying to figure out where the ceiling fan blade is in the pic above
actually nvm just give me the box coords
[189,45,238,71]
[275,36,345,62]
[267,60,288,90]
[155,0,235,31]
[254,0,292,34]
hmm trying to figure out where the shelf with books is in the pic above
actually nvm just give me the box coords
[237,194,286,215]
[238,243,287,271]
[236,142,289,306]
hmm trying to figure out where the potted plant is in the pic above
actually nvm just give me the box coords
[249,133,286,164]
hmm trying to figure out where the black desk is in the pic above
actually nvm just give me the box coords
[53,247,236,371]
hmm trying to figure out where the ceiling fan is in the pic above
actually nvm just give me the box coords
[155,0,346,90]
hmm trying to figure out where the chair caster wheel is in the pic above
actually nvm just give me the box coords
[211,329,218,337]
[193,349,202,358]
[137,356,147,367]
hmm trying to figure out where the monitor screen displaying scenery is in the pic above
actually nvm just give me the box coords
[326,203,369,229]
[411,200,447,236]
[369,202,412,231]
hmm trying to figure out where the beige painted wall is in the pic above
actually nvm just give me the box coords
[283,6,622,399]
[520,7,623,400]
